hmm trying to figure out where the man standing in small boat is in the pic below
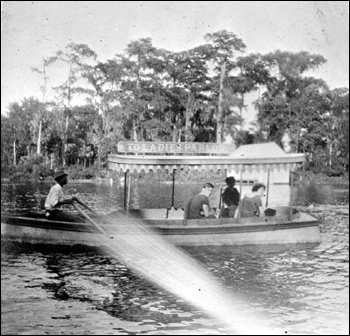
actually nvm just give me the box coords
[186,183,218,219]
[45,169,81,222]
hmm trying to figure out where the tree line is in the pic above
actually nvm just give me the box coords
[1,30,349,179]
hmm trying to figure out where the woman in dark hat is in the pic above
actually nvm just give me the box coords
[44,169,82,222]
[220,176,240,218]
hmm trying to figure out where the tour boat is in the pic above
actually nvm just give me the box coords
[1,141,321,247]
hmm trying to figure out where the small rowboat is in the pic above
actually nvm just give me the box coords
[1,206,320,246]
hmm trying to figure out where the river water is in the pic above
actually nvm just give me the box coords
[1,179,349,335]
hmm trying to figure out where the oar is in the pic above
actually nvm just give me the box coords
[75,199,97,214]
[73,203,110,237]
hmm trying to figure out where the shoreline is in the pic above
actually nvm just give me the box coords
[295,171,349,186]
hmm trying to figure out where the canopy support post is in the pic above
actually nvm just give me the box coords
[171,169,176,209]
[237,169,243,221]
[127,171,132,211]
[266,168,270,207]
[289,170,294,220]
[218,188,223,212]
[124,171,128,210]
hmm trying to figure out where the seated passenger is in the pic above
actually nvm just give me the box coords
[220,176,240,218]
[240,183,266,218]
[186,183,217,219]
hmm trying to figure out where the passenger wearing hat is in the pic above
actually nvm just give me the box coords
[45,169,82,222]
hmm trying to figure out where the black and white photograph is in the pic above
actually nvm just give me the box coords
[1,1,349,335]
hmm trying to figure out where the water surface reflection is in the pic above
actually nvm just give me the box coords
[1,180,349,335]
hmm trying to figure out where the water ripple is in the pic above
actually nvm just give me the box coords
[1,182,349,335]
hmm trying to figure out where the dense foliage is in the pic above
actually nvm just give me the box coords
[1,31,349,180]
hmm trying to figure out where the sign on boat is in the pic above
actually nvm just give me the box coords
[118,141,236,155]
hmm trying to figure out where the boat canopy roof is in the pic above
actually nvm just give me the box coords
[107,141,305,173]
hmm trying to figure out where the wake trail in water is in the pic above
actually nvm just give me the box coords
[97,210,281,335]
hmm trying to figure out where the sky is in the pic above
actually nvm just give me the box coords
[1,1,349,126]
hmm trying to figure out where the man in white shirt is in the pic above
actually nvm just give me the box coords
[45,169,82,222]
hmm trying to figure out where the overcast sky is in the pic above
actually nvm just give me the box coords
[1,1,349,124]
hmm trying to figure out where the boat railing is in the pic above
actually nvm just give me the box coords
[127,206,300,224]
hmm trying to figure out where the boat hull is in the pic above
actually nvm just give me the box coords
[1,207,321,247]
[154,219,321,246]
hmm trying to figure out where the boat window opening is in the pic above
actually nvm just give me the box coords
[236,180,256,185]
